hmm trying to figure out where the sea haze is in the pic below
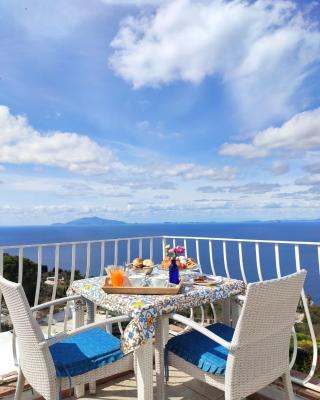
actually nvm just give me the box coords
[0,222,319,302]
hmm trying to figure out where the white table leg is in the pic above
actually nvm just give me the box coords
[85,300,97,394]
[222,298,231,326]
[86,299,95,324]
[72,299,97,397]
[105,311,113,334]
[230,297,242,328]
[71,299,84,330]
[71,300,86,398]
[155,315,169,400]
[135,337,154,400]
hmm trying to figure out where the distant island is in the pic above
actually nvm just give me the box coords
[52,216,127,226]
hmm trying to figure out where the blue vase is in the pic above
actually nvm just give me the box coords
[169,259,179,284]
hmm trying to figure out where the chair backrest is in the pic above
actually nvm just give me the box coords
[0,276,57,399]
[226,270,306,399]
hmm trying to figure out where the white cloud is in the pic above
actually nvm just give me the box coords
[154,163,237,180]
[221,108,320,158]
[304,161,320,174]
[109,0,320,123]
[0,106,237,183]
[0,105,116,175]
[197,182,281,194]
[295,174,320,186]
[271,160,289,176]
[154,194,169,200]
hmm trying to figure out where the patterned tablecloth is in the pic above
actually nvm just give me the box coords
[68,276,245,353]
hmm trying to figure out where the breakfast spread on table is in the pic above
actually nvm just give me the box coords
[102,252,222,294]
[103,258,183,294]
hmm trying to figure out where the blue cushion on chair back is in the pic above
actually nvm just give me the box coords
[50,328,124,377]
[166,323,234,375]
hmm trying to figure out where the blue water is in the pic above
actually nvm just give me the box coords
[0,222,319,302]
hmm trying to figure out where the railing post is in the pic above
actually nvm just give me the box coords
[34,245,42,307]
[255,242,263,281]
[63,243,76,331]
[18,247,23,284]
[195,239,201,272]
[139,239,143,259]
[99,242,105,276]
[127,239,131,264]
[162,237,166,260]
[149,238,154,261]
[238,242,247,284]
[222,241,230,278]
[274,243,281,278]
[71,243,76,283]
[85,242,91,278]
[114,240,118,266]
[48,245,60,338]
[183,239,187,257]
[208,240,216,276]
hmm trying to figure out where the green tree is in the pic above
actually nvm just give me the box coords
[3,253,48,305]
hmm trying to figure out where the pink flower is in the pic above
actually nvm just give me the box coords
[174,246,185,255]
[169,248,175,253]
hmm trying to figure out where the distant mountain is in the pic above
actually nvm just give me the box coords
[52,217,126,226]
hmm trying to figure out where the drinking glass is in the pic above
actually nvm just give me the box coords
[110,266,125,287]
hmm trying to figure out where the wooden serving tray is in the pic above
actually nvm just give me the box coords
[102,277,183,295]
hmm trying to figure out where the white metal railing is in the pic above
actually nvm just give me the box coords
[0,234,319,392]
[0,236,162,337]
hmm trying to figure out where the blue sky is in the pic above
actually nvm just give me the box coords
[0,0,320,225]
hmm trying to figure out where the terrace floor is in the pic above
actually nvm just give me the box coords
[2,368,318,400]
[81,370,276,400]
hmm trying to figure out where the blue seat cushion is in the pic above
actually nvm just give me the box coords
[166,323,234,375]
[49,328,124,377]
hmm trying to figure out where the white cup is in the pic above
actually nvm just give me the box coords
[128,274,145,287]
[149,275,168,288]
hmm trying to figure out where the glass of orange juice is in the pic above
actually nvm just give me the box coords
[110,266,125,287]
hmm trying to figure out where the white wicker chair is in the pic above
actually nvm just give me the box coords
[0,276,133,400]
[162,270,306,400]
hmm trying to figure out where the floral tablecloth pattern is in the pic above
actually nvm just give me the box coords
[68,276,245,353]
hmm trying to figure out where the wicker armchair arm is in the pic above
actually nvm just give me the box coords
[170,313,235,351]
[39,315,130,348]
[31,295,83,312]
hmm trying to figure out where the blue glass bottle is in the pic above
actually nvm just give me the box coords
[169,258,179,284]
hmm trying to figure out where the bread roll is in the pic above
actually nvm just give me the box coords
[133,257,144,268]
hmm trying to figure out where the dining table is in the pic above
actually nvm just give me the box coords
[68,275,245,400]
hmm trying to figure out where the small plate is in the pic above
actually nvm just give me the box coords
[193,276,223,286]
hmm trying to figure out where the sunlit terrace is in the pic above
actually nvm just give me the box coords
[1,235,320,400]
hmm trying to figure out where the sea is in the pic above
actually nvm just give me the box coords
[0,222,320,302]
